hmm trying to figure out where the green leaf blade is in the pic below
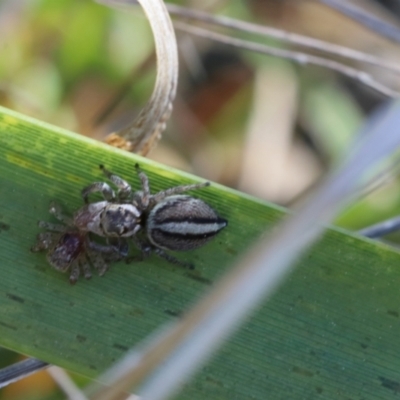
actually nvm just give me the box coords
[1,106,400,399]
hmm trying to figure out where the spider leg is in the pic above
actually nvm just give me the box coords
[130,235,194,269]
[38,221,66,233]
[31,232,58,252]
[100,165,132,201]
[151,182,210,205]
[131,235,152,257]
[88,240,124,255]
[107,237,129,258]
[81,182,115,204]
[89,251,109,276]
[133,164,150,209]
[49,201,73,225]
[80,258,92,280]
[153,248,194,270]
[69,262,80,285]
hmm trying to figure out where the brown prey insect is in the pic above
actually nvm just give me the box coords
[32,202,127,284]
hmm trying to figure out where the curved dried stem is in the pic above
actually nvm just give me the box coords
[103,0,178,156]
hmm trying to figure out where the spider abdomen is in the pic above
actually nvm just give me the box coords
[47,232,84,272]
[146,195,227,251]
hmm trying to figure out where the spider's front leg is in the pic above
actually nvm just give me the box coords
[48,201,73,225]
[100,165,132,201]
[37,221,66,233]
[81,181,116,204]
[133,163,151,210]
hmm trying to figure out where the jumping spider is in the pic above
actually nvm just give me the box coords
[75,164,228,269]
[32,164,227,282]
[32,202,127,284]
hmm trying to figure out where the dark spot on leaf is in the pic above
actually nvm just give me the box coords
[387,310,399,318]
[205,376,224,387]
[315,387,323,394]
[113,343,128,351]
[164,309,182,318]
[110,313,115,318]
[128,308,144,317]
[0,222,10,232]
[186,272,212,285]
[379,377,400,393]
[292,366,314,377]
[6,293,25,303]
[89,365,97,370]
[76,335,87,343]
[0,321,17,330]
[360,343,368,349]
[225,247,237,256]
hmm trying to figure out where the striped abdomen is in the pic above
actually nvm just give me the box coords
[146,195,227,251]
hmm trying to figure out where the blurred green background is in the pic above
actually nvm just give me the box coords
[1,0,400,398]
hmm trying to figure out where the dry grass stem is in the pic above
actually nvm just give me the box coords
[47,366,89,400]
[167,3,400,75]
[321,0,400,44]
[174,22,400,98]
[101,0,400,75]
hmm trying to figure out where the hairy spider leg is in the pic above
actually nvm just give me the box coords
[133,163,151,209]
[69,262,80,284]
[87,249,109,276]
[133,163,210,209]
[81,182,116,204]
[31,232,59,252]
[151,181,210,206]
[49,201,73,225]
[87,239,126,255]
[130,235,194,270]
[100,164,132,201]
[106,237,129,257]
[38,221,67,233]
[79,258,92,280]
[85,238,128,276]
[154,248,194,270]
